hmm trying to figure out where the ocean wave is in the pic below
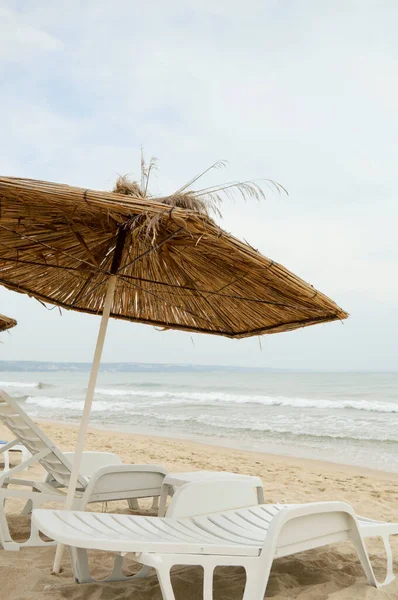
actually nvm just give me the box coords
[22,395,398,444]
[107,382,171,389]
[25,396,73,408]
[96,388,162,397]
[0,381,47,389]
[24,388,398,415]
[176,414,398,443]
[25,396,139,414]
[95,387,398,413]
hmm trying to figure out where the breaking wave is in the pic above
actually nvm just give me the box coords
[0,381,48,389]
[94,388,398,414]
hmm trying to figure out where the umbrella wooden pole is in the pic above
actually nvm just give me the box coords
[52,275,117,574]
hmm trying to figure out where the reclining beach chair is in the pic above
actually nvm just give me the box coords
[33,481,398,598]
[0,390,168,549]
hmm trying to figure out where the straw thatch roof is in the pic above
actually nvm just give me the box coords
[0,175,348,338]
[0,313,16,332]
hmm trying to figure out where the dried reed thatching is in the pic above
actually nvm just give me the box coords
[113,157,285,229]
[0,164,348,338]
[0,313,17,332]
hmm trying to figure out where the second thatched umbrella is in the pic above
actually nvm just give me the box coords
[0,314,16,332]
[0,165,347,569]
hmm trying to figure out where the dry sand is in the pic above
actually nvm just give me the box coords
[0,420,398,599]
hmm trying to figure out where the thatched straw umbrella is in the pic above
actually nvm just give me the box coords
[0,163,348,570]
[0,314,16,332]
[0,171,347,336]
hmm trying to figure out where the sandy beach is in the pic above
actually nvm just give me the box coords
[0,420,398,600]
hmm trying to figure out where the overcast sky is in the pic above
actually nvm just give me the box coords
[0,1,396,371]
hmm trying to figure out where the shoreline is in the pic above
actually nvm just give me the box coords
[35,417,398,482]
[5,370,398,476]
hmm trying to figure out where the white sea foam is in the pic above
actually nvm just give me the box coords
[25,396,137,413]
[94,387,398,413]
[23,386,398,416]
[0,381,42,389]
[25,396,73,408]
[96,388,170,398]
[188,414,398,443]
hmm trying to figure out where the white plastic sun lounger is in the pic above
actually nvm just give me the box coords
[33,482,398,598]
[33,498,398,600]
[0,390,168,549]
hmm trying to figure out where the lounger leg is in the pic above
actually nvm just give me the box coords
[21,483,41,515]
[158,485,170,517]
[21,499,33,515]
[133,565,152,578]
[363,534,396,588]
[151,496,159,511]
[108,554,153,582]
[0,499,19,550]
[70,548,126,584]
[242,563,271,600]
[156,565,176,600]
[380,535,395,586]
[69,547,153,584]
[25,498,55,546]
[203,565,214,600]
[127,498,140,510]
[69,547,92,583]
[349,526,378,587]
[3,451,9,472]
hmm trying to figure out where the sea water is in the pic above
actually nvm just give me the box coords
[0,370,397,472]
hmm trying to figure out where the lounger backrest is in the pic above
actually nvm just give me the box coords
[80,464,168,506]
[0,391,87,488]
[166,480,260,518]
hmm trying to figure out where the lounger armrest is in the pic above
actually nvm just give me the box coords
[4,477,37,487]
[2,478,71,495]
[0,486,68,502]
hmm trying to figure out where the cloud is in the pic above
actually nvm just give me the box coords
[0,5,63,60]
